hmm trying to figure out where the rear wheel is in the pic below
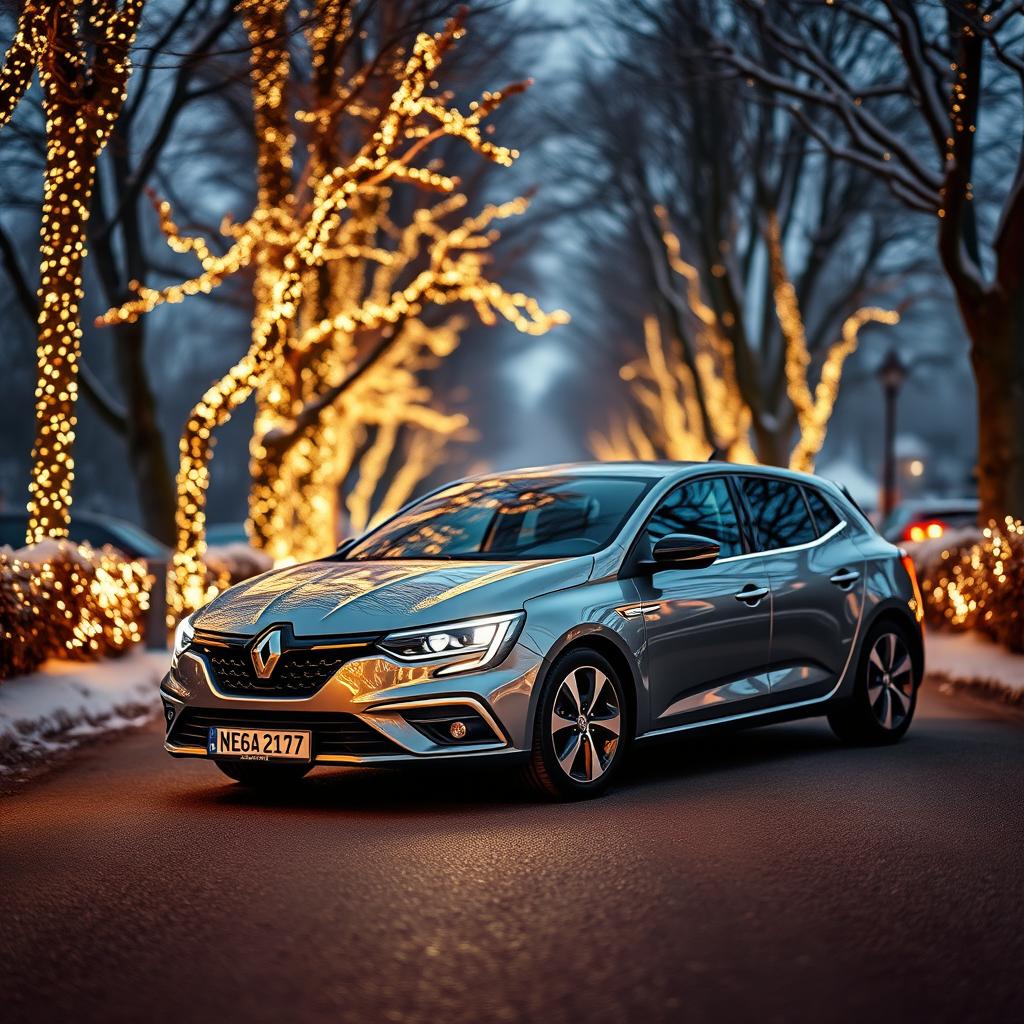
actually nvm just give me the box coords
[828,621,919,745]
[215,761,311,788]
[523,647,628,800]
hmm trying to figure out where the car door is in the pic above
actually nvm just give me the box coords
[632,475,774,729]
[737,475,865,704]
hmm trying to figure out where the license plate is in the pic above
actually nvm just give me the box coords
[208,726,311,762]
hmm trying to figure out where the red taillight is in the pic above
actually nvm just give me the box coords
[900,552,926,625]
[903,519,946,543]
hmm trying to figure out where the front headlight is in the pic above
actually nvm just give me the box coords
[379,612,524,676]
[171,614,195,667]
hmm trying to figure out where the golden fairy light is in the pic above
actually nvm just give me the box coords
[594,206,897,471]
[98,6,567,622]
[0,1,144,544]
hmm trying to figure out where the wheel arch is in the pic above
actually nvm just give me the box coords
[529,626,642,742]
[860,600,925,684]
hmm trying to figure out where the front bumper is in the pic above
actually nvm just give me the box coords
[161,639,543,767]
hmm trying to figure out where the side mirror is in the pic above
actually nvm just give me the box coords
[647,533,720,571]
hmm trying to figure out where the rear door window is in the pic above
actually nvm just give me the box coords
[740,476,817,551]
[803,487,842,536]
[643,477,744,558]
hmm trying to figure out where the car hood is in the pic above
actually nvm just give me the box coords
[191,556,595,638]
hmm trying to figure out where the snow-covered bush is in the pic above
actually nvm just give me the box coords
[910,518,1024,653]
[204,543,273,587]
[0,540,152,681]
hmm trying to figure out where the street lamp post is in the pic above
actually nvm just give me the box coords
[876,349,908,520]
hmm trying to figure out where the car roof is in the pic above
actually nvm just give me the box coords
[896,497,978,513]
[483,461,699,480]
[463,460,837,488]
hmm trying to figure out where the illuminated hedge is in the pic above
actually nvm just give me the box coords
[916,518,1024,654]
[0,541,152,681]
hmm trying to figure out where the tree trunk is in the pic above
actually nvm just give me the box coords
[962,288,1024,524]
[90,172,178,547]
[115,322,177,545]
[751,420,790,468]
[26,123,100,542]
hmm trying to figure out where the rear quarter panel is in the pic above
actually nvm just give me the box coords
[847,531,925,692]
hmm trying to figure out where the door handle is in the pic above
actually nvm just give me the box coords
[734,584,769,605]
[829,569,860,588]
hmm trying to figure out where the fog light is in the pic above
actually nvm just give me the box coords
[400,706,500,745]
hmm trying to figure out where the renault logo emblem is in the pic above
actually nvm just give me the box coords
[251,629,282,679]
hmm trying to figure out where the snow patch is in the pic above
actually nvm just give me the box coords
[204,542,273,585]
[927,629,1024,706]
[0,648,170,771]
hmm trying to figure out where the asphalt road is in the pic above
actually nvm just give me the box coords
[2,682,1022,1024]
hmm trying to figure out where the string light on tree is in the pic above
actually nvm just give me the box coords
[765,212,900,472]
[98,7,567,622]
[0,0,144,544]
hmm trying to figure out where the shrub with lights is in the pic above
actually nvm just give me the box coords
[915,518,1024,654]
[0,541,152,682]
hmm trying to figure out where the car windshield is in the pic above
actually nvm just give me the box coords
[345,475,654,560]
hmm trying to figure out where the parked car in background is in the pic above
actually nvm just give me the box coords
[0,511,170,645]
[163,461,925,800]
[0,510,169,560]
[881,498,979,543]
[205,522,249,547]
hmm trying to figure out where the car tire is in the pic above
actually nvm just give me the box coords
[523,647,629,800]
[828,619,920,745]
[215,761,312,788]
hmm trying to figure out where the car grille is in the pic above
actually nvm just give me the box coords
[169,708,403,758]
[192,635,376,698]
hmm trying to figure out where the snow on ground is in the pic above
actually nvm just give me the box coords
[926,629,1024,706]
[0,648,170,772]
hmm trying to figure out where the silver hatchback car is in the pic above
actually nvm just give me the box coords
[162,462,925,799]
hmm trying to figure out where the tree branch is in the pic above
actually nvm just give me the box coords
[0,2,41,129]
[788,104,935,212]
[259,326,405,463]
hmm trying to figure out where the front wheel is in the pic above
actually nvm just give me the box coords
[523,647,628,800]
[828,622,919,745]
[215,761,312,788]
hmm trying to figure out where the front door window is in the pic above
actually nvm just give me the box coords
[643,477,743,557]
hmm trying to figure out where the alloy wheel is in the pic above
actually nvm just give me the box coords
[866,632,914,730]
[550,665,621,783]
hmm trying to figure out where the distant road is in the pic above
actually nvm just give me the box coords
[2,682,1022,1023]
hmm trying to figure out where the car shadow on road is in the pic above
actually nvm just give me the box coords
[161,718,851,818]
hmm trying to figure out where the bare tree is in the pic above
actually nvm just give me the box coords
[707,0,1024,521]
[559,0,920,470]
